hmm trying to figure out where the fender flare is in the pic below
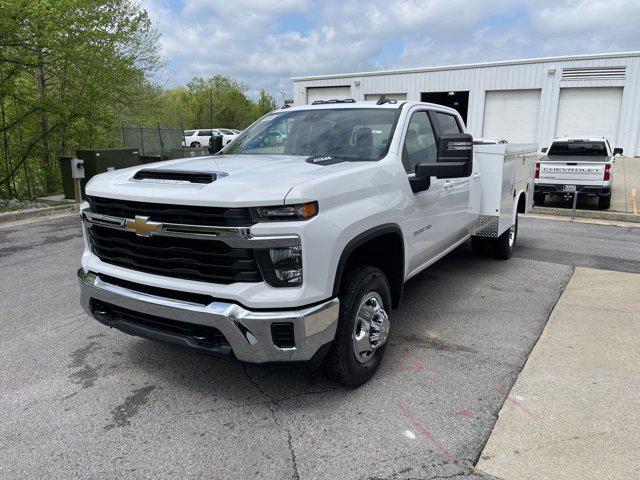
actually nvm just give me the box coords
[513,189,527,223]
[332,223,405,308]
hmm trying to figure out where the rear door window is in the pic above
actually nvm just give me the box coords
[184,130,195,136]
[198,130,212,137]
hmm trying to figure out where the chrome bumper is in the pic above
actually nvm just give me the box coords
[78,269,339,363]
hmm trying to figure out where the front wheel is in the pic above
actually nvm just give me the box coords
[325,265,392,387]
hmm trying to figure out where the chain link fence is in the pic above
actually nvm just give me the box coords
[122,124,185,157]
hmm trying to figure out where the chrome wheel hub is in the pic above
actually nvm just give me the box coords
[352,292,390,364]
[508,224,516,248]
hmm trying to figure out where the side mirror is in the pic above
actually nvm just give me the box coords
[415,133,473,179]
[613,147,623,156]
[541,147,548,153]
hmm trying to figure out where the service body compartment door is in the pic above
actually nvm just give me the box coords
[473,144,538,237]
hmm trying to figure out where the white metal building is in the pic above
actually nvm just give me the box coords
[291,52,640,156]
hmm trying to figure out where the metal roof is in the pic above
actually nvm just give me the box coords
[291,51,640,82]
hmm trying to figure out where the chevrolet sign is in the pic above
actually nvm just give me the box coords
[124,216,162,237]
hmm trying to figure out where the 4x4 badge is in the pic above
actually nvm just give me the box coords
[125,216,162,237]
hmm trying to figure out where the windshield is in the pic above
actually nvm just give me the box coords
[223,108,401,161]
[548,141,608,157]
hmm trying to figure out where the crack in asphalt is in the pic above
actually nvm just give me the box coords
[242,366,300,480]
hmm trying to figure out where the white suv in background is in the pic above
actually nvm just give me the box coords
[183,129,237,147]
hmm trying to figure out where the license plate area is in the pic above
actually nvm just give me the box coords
[561,185,576,192]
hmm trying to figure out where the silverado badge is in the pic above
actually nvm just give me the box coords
[125,216,162,237]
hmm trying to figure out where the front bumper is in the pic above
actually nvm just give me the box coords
[534,184,611,197]
[78,269,339,364]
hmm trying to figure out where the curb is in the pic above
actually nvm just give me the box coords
[532,206,640,223]
[0,204,79,224]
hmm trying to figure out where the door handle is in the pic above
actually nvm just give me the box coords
[472,173,481,180]
[443,180,454,190]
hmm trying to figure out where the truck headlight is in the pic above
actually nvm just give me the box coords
[256,246,303,287]
[251,202,318,222]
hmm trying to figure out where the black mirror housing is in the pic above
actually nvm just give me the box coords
[415,133,473,179]
[409,175,430,193]
[415,162,469,179]
[541,147,548,153]
[613,147,623,155]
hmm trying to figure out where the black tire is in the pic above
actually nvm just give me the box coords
[533,192,545,205]
[190,141,200,147]
[490,213,518,259]
[471,235,490,256]
[325,265,392,387]
[598,195,611,209]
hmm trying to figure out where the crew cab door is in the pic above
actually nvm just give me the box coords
[428,111,473,236]
[400,110,447,271]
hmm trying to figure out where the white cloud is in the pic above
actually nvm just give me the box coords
[143,0,640,99]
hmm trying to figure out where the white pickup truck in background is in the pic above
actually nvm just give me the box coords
[534,137,622,209]
[78,100,536,386]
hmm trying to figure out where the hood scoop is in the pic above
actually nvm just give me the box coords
[132,169,227,185]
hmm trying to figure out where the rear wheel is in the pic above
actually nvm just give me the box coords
[325,265,391,387]
[491,213,518,259]
[598,195,611,209]
[190,141,200,147]
[472,214,518,259]
[534,192,545,205]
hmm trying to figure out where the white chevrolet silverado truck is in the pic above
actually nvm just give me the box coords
[535,136,622,209]
[78,100,536,386]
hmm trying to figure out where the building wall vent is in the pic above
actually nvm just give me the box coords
[562,66,626,80]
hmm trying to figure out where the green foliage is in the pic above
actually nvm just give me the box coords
[0,1,278,200]
[255,89,277,118]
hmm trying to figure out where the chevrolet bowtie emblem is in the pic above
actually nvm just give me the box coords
[125,216,162,237]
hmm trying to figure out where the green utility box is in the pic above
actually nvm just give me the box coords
[75,148,141,196]
[58,156,75,199]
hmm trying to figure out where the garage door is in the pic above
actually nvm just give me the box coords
[306,86,351,104]
[364,93,407,102]
[483,89,541,143]
[555,87,622,142]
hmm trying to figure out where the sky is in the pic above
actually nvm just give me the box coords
[143,0,640,100]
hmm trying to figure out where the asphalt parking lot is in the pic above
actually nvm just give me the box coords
[2,215,639,479]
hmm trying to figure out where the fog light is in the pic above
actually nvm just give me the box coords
[256,246,303,287]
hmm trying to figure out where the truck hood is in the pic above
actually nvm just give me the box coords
[85,153,363,207]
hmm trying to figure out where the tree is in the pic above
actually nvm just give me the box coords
[0,0,161,196]
[255,89,276,117]
[0,1,281,200]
